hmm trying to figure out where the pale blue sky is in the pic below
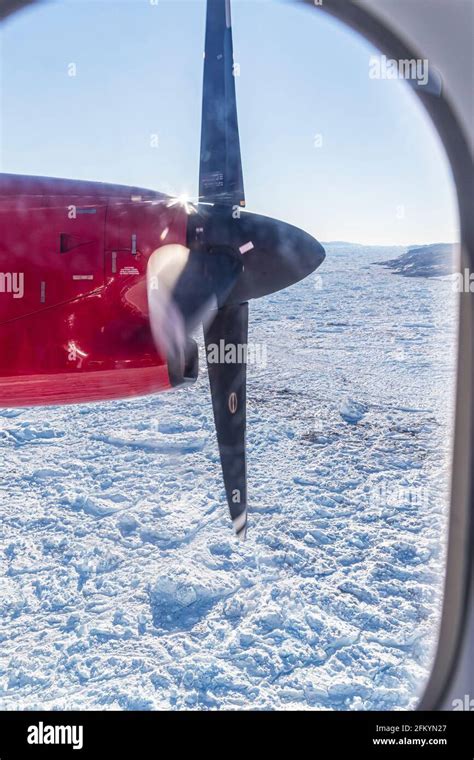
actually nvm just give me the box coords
[0,0,459,245]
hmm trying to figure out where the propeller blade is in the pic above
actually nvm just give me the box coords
[195,0,324,536]
[199,0,245,208]
[204,301,248,538]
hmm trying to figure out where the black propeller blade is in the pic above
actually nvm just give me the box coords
[204,302,248,539]
[196,0,325,536]
[199,0,245,208]
[199,0,251,537]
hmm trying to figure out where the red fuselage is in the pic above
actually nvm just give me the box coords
[0,174,188,406]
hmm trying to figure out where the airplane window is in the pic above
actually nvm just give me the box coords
[0,0,459,711]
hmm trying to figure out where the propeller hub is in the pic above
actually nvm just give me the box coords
[187,205,326,304]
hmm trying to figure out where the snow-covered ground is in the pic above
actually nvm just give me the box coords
[0,244,458,710]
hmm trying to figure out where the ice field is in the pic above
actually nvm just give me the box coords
[0,243,458,710]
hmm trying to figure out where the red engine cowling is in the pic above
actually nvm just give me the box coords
[0,174,197,407]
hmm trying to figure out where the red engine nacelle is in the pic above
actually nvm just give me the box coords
[0,174,194,407]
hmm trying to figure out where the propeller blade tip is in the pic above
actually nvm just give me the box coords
[233,508,248,540]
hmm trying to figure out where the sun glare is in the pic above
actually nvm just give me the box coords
[166,193,197,215]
